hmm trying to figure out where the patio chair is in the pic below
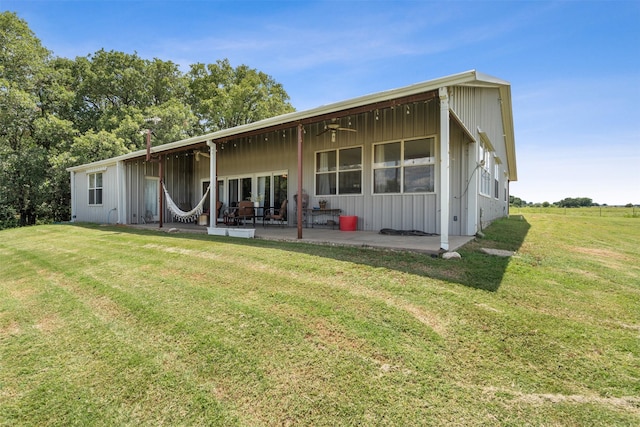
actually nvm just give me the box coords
[216,201,223,221]
[226,201,254,226]
[223,202,238,225]
[263,199,287,227]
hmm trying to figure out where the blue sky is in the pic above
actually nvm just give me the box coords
[3,0,639,205]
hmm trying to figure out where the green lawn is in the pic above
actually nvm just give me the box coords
[1,215,639,426]
[511,205,638,218]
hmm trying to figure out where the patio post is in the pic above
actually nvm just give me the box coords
[439,87,450,251]
[207,140,217,230]
[297,123,304,239]
[159,154,163,229]
[69,170,76,222]
[116,160,126,224]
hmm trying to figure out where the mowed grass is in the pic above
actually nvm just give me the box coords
[0,215,638,426]
[511,205,638,218]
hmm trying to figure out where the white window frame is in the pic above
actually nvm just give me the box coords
[479,145,492,197]
[504,178,508,202]
[372,136,436,195]
[494,163,500,199]
[88,172,103,205]
[314,146,363,196]
[219,170,288,209]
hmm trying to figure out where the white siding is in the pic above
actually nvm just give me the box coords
[449,86,509,229]
[72,164,119,224]
[299,101,440,232]
[72,81,512,236]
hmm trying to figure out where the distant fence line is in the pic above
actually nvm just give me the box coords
[510,206,638,218]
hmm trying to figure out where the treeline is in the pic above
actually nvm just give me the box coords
[0,12,294,229]
[511,196,636,208]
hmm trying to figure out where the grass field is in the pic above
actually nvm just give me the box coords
[511,206,638,218]
[1,214,639,426]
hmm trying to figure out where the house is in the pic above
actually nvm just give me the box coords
[67,70,517,250]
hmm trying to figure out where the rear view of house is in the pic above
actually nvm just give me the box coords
[68,70,517,250]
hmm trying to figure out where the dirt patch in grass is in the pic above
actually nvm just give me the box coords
[573,247,625,259]
[142,243,224,261]
[0,320,21,336]
[7,280,38,302]
[482,386,640,414]
[33,313,63,334]
[306,319,365,352]
[323,278,448,337]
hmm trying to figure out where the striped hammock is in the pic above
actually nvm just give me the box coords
[162,182,211,223]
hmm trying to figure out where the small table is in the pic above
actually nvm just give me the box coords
[304,208,341,229]
[225,206,264,227]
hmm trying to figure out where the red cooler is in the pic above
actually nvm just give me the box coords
[339,215,357,231]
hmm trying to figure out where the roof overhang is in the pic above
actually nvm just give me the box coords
[68,69,516,178]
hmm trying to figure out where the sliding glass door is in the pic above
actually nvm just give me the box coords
[228,177,253,207]
[222,171,287,211]
[143,177,159,222]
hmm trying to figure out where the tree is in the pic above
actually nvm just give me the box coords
[66,50,201,149]
[1,13,296,228]
[188,59,295,132]
[0,12,56,226]
[556,197,594,208]
[509,195,526,207]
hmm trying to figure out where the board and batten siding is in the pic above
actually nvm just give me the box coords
[299,100,441,233]
[448,122,473,236]
[125,154,199,225]
[449,86,509,227]
[71,164,119,224]
[190,101,444,233]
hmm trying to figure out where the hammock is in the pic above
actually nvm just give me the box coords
[162,182,210,223]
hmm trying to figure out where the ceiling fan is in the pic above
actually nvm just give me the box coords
[317,121,357,142]
[194,150,210,161]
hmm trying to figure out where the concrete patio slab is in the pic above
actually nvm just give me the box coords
[128,222,475,254]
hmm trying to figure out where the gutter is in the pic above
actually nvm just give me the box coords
[68,69,514,172]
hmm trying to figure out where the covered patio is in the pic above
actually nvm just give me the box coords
[128,223,474,254]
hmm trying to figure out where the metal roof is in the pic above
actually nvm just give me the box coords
[67,69,516,179]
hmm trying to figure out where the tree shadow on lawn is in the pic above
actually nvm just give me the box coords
[74,216,530,292]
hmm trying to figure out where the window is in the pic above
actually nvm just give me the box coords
[373,137,435,194]
[504,181,508,202]
[88,172,103,205]
[221,172,287,210]
[315,147,362,195]
[494,163,500,199]
[228,177,252,204]
[479,145,491,196]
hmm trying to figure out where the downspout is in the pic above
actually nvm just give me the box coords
[297,123,304,239]
[467,139,479,236]
[439,87,450,251]
[206,140,218,231]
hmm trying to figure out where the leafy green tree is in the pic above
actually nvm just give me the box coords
[1,13,296,228]
[67,50,198,148]
[188,59,295,132]
[556,197,594,208]
[0,12,55,226]
[509,195,526,207]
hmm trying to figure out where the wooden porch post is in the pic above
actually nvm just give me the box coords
[297,124,304,239]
